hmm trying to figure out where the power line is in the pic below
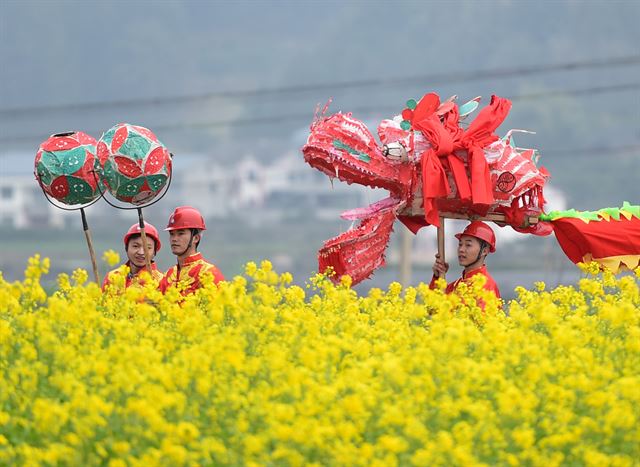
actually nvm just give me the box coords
[151,81,640,130]
[1,55,639,116]
[544,144,640,155]
[512,82,640,100]
[0,81,637,144]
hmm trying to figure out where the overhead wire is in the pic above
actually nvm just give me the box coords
[0,81,638,144]
[0,55,639,115]
[544,144,640,156]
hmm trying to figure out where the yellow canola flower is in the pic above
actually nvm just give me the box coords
[0,255,638,465]
[102,249,121,267]
[578,261,602,276]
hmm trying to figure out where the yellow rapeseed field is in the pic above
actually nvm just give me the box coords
[1,254,639,466]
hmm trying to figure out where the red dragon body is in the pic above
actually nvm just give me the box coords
[302,93,551,284]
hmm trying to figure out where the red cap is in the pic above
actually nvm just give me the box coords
[124,222,161,252]
[165,206,206,231]
[455,221,496,253]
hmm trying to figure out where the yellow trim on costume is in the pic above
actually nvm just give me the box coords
[582,253,640,274]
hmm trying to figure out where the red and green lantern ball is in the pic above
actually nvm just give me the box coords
[97,123,172,206]
[34,131,103,206]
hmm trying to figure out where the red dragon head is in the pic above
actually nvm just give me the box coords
[302,112,417,284]
[303,112,414,200]
[302,94,550,285]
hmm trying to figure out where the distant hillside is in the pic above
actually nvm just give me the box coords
[1,1,638,209]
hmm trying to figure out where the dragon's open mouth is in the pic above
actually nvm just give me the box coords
[301,112,415,284]
[340,196,405,221]
[303,113,413,197]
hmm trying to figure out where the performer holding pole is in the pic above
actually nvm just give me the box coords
[102,221,163,292]
[137,207,153,273]
[430,221,500,299]
[94,122,173,276]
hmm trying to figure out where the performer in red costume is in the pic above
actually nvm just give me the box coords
[159,206,224,296]
[430,221,501,299]
[102,222,163,292]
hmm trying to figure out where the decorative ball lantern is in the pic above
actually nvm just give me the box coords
[97,123,172,206]
[34,131,103,205]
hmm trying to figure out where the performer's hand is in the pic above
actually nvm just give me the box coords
[432,253,449,278]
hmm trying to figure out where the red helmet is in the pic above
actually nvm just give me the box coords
[455,221,496,253]
[124,222,161,252]
[165,206,206,231]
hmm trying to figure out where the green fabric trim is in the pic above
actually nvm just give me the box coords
[622,201,640,218]
[64,176,98,205]
[119,133,151,160]
[57,147,87,176]
[539,202,640,222]
[116,177,145,198]
[332,139,371,163]
[38,151,60,174]
[36,162,53,186]
[100,128,115,147]
[102,160,120,191]
[146,174,168,191]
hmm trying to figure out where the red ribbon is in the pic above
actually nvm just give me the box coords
[456,95,511,207]
[413,95,512,226]
[414,115,452,226]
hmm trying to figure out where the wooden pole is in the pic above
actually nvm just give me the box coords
[137,208,153,273]
[81,208,101,285]
[399,228,413,287]
[399,199,539,226]
[439,211,538,225]
[437,216,445,267]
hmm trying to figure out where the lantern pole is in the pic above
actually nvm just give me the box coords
[81,207,101,284]
[36,184,103,286]
[137,208,153,273]
[35,131,107,286]
[91,152,173,276]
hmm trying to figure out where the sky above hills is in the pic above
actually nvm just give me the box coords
[1,0,639,208]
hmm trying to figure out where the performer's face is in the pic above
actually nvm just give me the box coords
[169,228,198,256]
[457,235,484,267]
[127,235,155,268]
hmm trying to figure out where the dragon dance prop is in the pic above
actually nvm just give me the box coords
[34,131,104,283]
[302,93,638,285]
[96,123,173,272]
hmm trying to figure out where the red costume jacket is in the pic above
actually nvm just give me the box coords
[102,261,163,292]
[159,252,224,296]
[429,264,501,299]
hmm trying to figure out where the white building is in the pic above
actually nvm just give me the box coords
[170,151,372,222]
[262,151,371,220]
[0,150,377,229]
[0,154,67,228]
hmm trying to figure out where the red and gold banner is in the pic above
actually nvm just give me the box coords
[543,203,640,273]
